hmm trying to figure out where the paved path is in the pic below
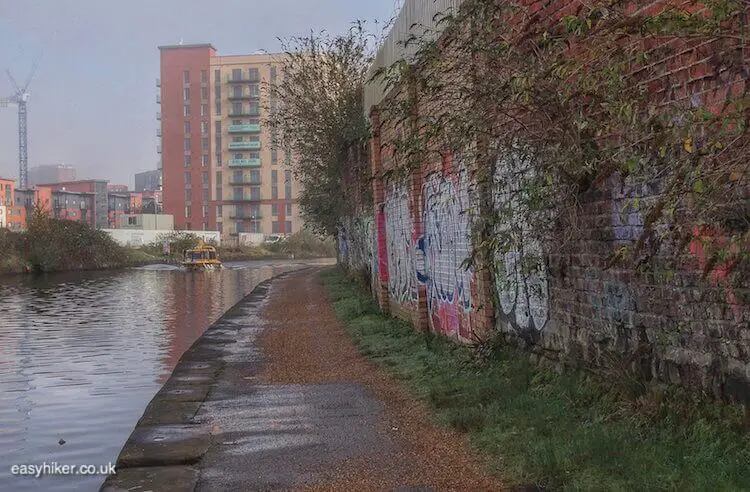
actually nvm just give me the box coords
[101,268,501,491]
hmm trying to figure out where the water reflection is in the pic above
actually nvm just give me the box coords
[0,261,305,491]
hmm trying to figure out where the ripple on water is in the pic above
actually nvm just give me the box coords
[0,263,278,491]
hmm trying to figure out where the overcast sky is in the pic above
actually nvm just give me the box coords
[0,0,400,188]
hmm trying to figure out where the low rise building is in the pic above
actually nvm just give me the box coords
[119,213,174,230]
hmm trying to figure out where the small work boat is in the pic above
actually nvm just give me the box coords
[182,240,222,271]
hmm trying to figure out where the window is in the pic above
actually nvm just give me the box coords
[271,150,278,164]
[233,136,242,142]
[232,102,242,114]
[185,223,191,230]
[183,88,190,101]
[248,135,260,142]
[284,170,292,199]
[185,205,191,218]
[250,170,260,183]
[233,187,242,200]
[201,86,208,100]
[215,101,221,115]
[250,187,260,200]
[202,171,209,185]
[184,138,191,151]
[202,205,208,218]
[232,119,241,125]
[286,203,292,216]
[234,153,243,159]
[233,86,243,98]
[272,204,278,216]
[214,69,220,83]
[249,151,260,159]
[248,84,259,98]
[203,188,209,201]
[128,216,137,225]
[201,70,208,84]
[285,221,292,233]
[216,171,222,184]
[185,189,191,201]
[271,170,278,199]
[201,121,208,135]
[248,68,260,81]
[215,121,221,136]
[232,68,242,80]
[201,104,208,117]
[202,154,209,167]
[272,221,279,233]
[217,204,223,216]
[202,137,209,151]
[214,85,221,99]
[184,121,191,133]
[248,101,260,115]
[271,170,278,184]
[184,155,191,167]
[183,70,190,83]
[216,153,222,166]
[215,186,222,201]
[184,172,191,184]
[183,105,190,117]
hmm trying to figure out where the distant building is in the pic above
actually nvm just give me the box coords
[158,44,303,241]
[119,213,174,230]
[134,170,162,192]
[108,184,129,193]
[39,180,109,229]
[0,177,24,230]
[28,164,76,187]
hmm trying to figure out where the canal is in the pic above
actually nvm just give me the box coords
[0,260,326,491]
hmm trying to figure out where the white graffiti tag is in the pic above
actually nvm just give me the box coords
[385,182,417,302]
[493,153,549,331]
[422,164,474,314]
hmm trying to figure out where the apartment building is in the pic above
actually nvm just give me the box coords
[158,44,302,241]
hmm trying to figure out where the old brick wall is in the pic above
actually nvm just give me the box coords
[352,0,749,400]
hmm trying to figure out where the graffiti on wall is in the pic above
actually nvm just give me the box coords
[689,226,742,322]
[611,173,646,244]
[421,162,474,338]
[385,182,417,302]
[493,153,550,332]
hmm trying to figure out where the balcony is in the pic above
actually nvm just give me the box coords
[156,94,161,104]
[156,112,161,120]
[227,92,250,100]
[157,145,162,153]
[228,179,262,186]
[229,196,262,202]
[228,124,261,133]
[228,158,261,168]
[156,78,161,87]
[228,110,260,117]
[156,128,162,137]
[229,214,262,220]
[227,75,261,84]
[228,141,261,150]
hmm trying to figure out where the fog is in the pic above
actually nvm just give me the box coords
[0,0,398,188]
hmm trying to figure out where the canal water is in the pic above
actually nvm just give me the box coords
[0,260,322,491]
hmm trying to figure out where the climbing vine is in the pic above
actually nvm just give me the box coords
[374,0,749,278]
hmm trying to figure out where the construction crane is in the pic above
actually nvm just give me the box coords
[1,58,40,189]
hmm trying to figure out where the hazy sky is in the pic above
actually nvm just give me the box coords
[0,0,400,188]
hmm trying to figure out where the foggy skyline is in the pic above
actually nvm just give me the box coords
[0,0,398,188]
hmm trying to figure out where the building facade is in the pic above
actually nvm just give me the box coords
[134,170,162,192]
[28,164,77,187]
[158,44,302,241]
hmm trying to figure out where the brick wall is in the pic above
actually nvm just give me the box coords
[343,0,750,401]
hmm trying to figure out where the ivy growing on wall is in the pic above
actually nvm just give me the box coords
[374,0,749,278]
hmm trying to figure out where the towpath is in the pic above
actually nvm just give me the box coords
[101,268,501,491]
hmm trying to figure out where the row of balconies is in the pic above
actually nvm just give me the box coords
[228,158,261,168]
[228,141,261,150]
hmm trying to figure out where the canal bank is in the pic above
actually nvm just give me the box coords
[101,268,500,491]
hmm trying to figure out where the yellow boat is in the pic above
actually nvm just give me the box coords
[182,240,222,271]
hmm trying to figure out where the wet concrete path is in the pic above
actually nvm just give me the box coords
[101,268,501,491]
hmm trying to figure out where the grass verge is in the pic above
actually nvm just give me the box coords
[321,267,750,490]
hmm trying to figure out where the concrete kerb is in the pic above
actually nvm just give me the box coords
[99,265,309,491]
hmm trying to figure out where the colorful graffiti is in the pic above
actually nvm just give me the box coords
[492,154,550,332]
[611,173,646,244]
[384,182,417,302]
[689,226,742,322]
[421,162,474,338]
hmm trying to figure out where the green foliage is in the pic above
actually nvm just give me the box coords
[266,229,336,258]
[149,231,202,257]
[23,202,127,272]
[265,23,376,236]
[374,0,749,271]
[322,269,750,490]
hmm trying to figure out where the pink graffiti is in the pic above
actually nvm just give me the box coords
[377,208,389,283]
[688,226,741,322]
